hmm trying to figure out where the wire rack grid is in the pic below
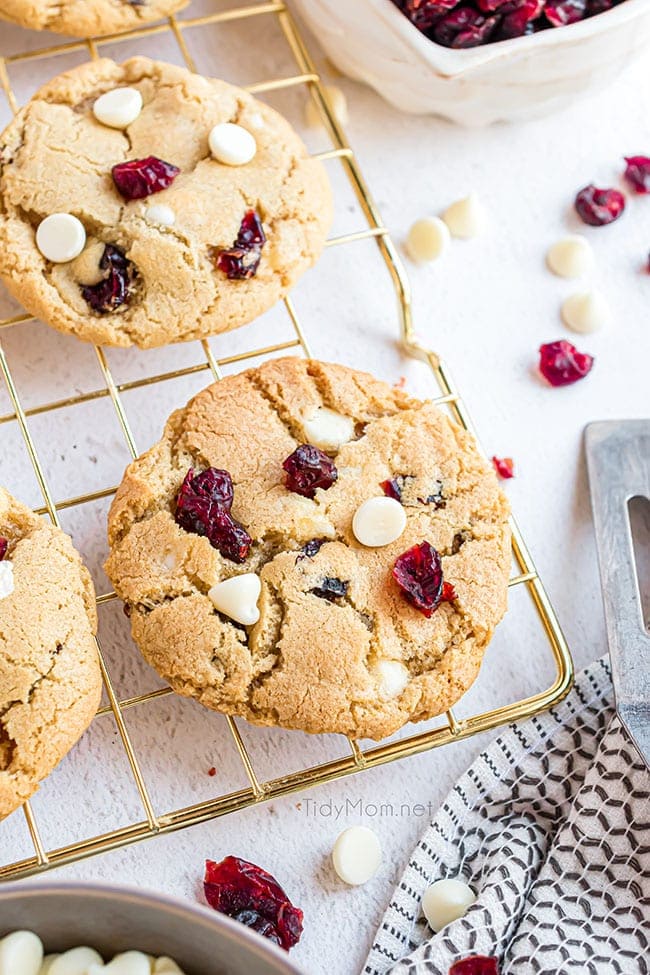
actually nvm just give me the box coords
[0,0,573,881]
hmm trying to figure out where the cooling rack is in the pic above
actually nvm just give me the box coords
[0,0,573,881]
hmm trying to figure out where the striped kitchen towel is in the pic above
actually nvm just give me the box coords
[363,657,650,975]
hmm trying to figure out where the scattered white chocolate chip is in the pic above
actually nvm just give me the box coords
[88,951,151,975]
[305,85,349,128]
[0,560,14,600]
[208,573,261,626]
[374,659,409,700]
[546,234,594,278]
[303,406,354,451]
[422,878,476,933]
[50,946,103,975]
[442,194,487,239]
[93,87,143,129]
[0,930,43,975]
[36,213,86,263]
[561,289,610,334]
[208,122,257,166]
[144,204,176,227]
[352,496,406,548]
[406,217,450,263]
[332,826,381,886]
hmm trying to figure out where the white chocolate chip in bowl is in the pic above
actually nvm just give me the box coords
[88,951,151,975]
[144,204,176,227]
[546,234,594,278]
[49,946,103,975]
[561,290,610,334]
[0,930,43,975]
[374,659,409,700]
[422,878,476,933]
[0,560,14,600]
[442,194,487,239]
[208,123,257,166]
[302,406,354,451]
[36,214,86,263]
[352,496,406,548]
[406,217,450,263]
[40,956,60,975]
[209,573,261,626]
[93,87,143,129]
[154,959,186,975]
[332,826,382,886]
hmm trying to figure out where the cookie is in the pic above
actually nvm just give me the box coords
[0,57,332,348]
[0,488,102,820]
[0,0,189,38]
[105,358,511,741]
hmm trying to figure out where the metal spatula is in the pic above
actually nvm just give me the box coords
[586,420,650,769]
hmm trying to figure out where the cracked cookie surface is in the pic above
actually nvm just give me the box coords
[105,358,511,740]
[0,0,188,37]
[0,487,102,820]
[0,57,332,348]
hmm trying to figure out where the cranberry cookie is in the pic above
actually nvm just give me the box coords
[0,0,188,38]
[105,358,511,741]
[0,57,332,348]
[0,488,102,819]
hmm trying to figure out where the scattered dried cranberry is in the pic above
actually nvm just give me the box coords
[538,340,594,386]
[212,209,266,280]
[208,766,217,777]
[282,444,338,499]
[204,856,303,951]
[492,456,515,479]
[381,477,403,502]
[81,244,137,314]
[545,0,587,25]
[0,538,7,561]
[175,467,251,563]
[111,156,179,200]
[393,541,445,617]
[449,958,499,975]
[311,577,349,602]
[624,155,650,194]
[574,184,625,226]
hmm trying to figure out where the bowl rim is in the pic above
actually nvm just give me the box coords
[0,880,306,974]
[373,0,649,73]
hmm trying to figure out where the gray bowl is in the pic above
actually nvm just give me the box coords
[0,882,306,975]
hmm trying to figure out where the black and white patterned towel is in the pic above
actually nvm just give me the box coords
[364,657,650,975]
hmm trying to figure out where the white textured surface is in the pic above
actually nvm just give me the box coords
[0,5,648,975]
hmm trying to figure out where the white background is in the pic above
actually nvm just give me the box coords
[0,3,648,973]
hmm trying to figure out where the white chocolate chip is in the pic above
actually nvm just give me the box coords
[161,551,177,572]
[422,878,476,933]
[93,87,143,129]
[374,659,409,699]
[0,560,14,600]
[305,85,349,128]
[546,234,594,278]
[88,952,150,975]
[36,214,86,263]
[50,947,103,975]
[0,931,44,975]
[208,573,261,626]
[442,194,487,239]
[332,826,381,886]
[352,496,406,548]
[248,112,265,130]
[561,290,610,334]
[154,960,187,975]
[302,406,354,451]
[208,123,257,166]
[406,217,450,263]
[144,204,176,227]
[39,957,60,975]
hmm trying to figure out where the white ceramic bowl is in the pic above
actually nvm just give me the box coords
[293,0,650,124]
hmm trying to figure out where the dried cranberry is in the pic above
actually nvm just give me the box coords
[111,156,179,200]
[453,13,500,47]
[204,856,303,951]
[441,581,457,602]
[81,244,137,314]
[175,467,251,563]
[212,209,266,280]
[498,0,544,38]
[401,0,457,30]
[575,184,625,226]
[282,444,338,499]
[234,910,282,945]
[208,766,217,776]
[492,456,515,479]
[310,577,349,602]
[301,538,327,558]
[433,7,484,46]
[545,0,587,25]
[0,537,7,560]
[381,477,403,502]
[449,958,499,975]
[476,0,514,10]
[624,156,650,194]
[538,340,594,387]
[393,541,445,617]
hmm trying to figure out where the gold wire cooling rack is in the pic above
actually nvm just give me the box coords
[0,0,573,881]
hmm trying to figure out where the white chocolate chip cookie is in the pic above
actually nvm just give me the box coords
[0,0,189,38]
